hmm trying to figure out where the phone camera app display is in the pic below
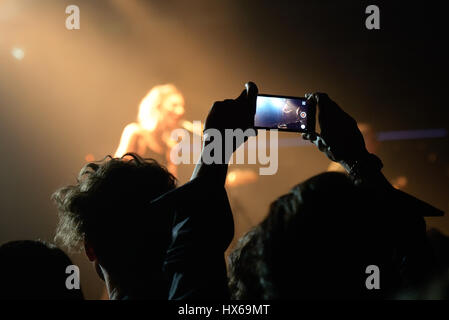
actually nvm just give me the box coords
[255,95,308,131]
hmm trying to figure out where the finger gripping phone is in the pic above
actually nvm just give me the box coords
[255,94,316,133]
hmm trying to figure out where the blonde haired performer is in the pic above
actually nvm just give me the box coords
[115,84,190,176]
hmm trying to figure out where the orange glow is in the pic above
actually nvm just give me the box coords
[85,154,95,162]
[392,176,408,190]
[225,169,258,188]
[227,171,237,183]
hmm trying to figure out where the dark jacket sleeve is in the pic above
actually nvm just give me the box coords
[160,178,234,300]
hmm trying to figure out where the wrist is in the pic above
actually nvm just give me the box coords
[340,152,383,183]
[190,140,229,185]
[202,131,234,165]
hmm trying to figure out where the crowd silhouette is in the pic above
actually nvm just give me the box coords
[1,82,447,300]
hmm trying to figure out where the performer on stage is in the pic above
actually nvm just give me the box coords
[115,84,185,176]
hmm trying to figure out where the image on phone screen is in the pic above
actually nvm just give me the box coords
[255,94,313,133]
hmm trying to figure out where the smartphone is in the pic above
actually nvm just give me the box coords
[254,94,315,133]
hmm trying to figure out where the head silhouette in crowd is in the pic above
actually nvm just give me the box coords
[228,172,429,299]
[52,153,176,299]
[0,240,84,299]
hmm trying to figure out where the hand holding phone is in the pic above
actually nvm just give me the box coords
[302,92,367,163]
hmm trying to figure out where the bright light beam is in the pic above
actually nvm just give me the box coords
[11,47,25,60]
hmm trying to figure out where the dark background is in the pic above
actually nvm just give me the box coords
[0,0,447,299]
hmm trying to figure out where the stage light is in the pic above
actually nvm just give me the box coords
[11,47,25,60]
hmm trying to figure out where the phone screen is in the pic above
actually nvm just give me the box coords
[254,94,315,133]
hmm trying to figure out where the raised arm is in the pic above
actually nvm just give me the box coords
[114,123,140,158]
[164,82,258,300]
[190,82,258,185]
